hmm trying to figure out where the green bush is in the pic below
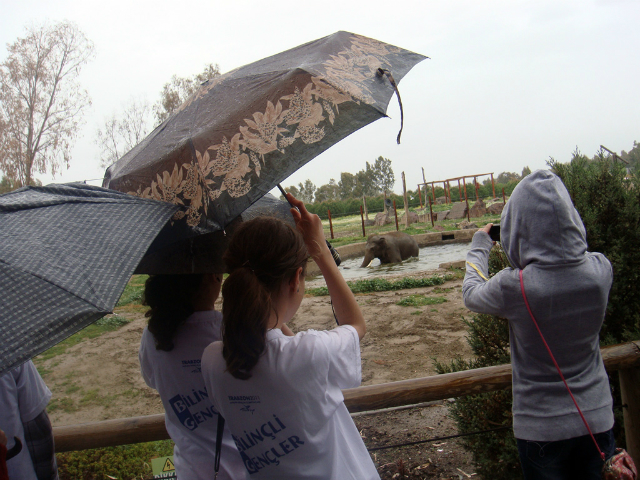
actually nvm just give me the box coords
[56,440,174,480]
[434,244,521,480]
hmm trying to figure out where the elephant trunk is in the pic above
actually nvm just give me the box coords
[360,252,374,268]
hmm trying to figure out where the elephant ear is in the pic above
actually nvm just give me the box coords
[375,236,387,246]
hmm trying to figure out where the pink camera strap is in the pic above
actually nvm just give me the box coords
[518,269,605,461]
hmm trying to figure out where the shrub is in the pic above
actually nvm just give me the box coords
[434,244,522,480]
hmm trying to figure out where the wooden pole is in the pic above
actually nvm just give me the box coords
[393,199,399,231]
[474,177,479,200]
[328,209,334,239]
[418,185,423,209]
[362,194,369,220]
[458,179,462,203]
[402,172,410,228]
[463,178,470,221]
[360,205,366,237]
[428,195,434,227]
[619,355,640,463]
[52,341,640,452]
[502,187,506,204]
[491,173,495,199]
[422,167,426,185]
[431,182,435,204]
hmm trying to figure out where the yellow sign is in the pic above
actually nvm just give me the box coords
[151,456,175,476]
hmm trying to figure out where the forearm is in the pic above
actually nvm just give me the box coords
[315,248,366,339]
[462,232,504,316]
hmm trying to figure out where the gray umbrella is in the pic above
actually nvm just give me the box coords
[103,31,426,243]
[0,183,178,375]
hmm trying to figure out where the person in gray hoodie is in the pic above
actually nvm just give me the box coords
[462,169,616,479]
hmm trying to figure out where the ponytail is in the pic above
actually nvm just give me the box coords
[222,217,308,379]
[143,274,204,351]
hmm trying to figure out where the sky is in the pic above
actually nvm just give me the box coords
[2,0,639,195]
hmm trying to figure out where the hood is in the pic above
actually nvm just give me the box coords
[500,169,587,269]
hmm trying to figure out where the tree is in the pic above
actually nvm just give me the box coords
[497,171,520,184]
[0,22,94,186]
[338,172,357,199]
[314,178,340,203]
[297,179,316,203]
[521,166,531,178]
[153,63,221,124]
[621,140,640,173]
[95,98,151,168]
[283,185,300,199]
[371,156,395,193]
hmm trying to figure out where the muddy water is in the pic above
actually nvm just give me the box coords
[334,242,472,281]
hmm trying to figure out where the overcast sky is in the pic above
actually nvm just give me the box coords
[2,0,639,194]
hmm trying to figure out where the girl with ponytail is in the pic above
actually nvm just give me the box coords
[138,274,247,480]
[202,194,378,480]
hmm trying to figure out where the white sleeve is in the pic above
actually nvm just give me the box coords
[138,328,156,389]
[312,325,361,390]
[14,360,51,422]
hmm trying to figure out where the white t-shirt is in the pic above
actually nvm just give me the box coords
[139,310,247,480]
[201,325,380,480]
[0,360,52,480]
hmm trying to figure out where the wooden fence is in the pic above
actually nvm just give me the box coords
[53,341,640,462]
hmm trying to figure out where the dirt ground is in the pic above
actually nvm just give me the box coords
[41,268,479,479]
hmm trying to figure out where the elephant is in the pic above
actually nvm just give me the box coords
[360,231,419,267]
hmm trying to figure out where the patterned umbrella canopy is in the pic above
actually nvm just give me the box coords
[103,31,426,240]
[0,183,178,375]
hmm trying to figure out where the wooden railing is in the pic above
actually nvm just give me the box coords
[53,341,640,462]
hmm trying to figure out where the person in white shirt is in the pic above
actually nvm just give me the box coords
[139,273,247,480]
[0,360,58,480]
[201,194,379,480]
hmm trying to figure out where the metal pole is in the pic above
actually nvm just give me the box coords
[328,209,334,239]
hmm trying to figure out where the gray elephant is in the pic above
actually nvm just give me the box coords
[360,231,419,267]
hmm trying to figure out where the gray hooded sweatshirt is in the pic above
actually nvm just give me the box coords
[462,169,614,441]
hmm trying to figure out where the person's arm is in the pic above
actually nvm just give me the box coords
[462,225,506,316]
[22,410,58,480]
[281,324,295,336]
[288,193,366,340]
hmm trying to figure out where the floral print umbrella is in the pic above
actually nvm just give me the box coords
[103,31,426,239]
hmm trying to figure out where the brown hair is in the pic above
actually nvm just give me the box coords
[142,274,205,351]
[222,217,308,379]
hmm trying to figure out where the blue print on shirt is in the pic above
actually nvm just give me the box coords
[168,389,218,431]
[230,414,306,474]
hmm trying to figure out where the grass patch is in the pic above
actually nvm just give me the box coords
[306,274,454,296]
[57,440,174,480]
[396,294,447,307]
[47,397,74,414]
[116,274,148,307]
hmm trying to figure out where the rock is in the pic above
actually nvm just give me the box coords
[448,202,468,220]
[457,220,478,229]
[436,196,447,205]
[417,213,430,223]
[435,210,450,221]
[400,211,419,225]
[363,219,375,227]
[469,198,487,218]
[488,202,505,215]
[374,212,393,226]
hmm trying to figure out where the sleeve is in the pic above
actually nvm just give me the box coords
[312,325,361,390]
[462,231,507,317]
[14,361,51,423]
[22,411,58,480]
[138,329,156,390]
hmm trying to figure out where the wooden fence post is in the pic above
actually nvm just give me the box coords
[619,344,640,463]
[360,205,366,237]
[491,173,496,199]
[328,209,334,239]
[502,187,506,204]
[393,199,399,231]
[418,185,423,209]
[428,196,434,227]
[402,172,410,228]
